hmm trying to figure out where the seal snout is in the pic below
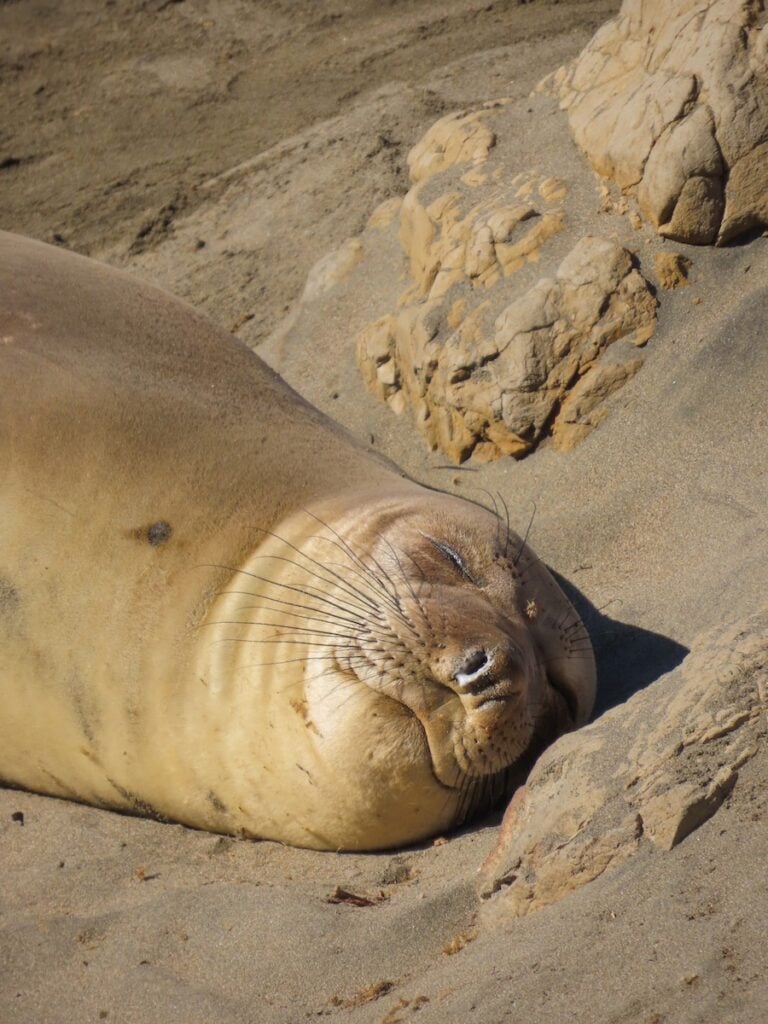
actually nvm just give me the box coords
[454,646,496,691]
[433,638,527,706]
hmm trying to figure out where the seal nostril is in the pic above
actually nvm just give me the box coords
[455,649,491,688]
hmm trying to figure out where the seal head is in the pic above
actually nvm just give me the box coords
[196,488,595,849]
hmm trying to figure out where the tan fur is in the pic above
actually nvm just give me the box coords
[0,231,595,850]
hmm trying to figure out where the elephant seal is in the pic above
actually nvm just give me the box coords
[0,231,595,850]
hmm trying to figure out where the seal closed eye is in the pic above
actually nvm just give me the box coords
[424,535,477,584]
[0,230,596,851]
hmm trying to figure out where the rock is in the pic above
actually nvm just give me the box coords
[406,108,497,185]
[552,0,768,244]
[551,345,645,450]
[359,232,655,463]
[654,252,692,290]
[356,106,658,463]
[478,608,768,919]
[639,769,739,851]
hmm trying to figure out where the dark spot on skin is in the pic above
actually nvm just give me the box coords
[126,521,173,546]
[207,791,227,814]
[147,521,172,546]
[11,811,24,826]
[0,577,20,615]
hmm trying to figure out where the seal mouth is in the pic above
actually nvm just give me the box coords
[396,700,460,794]
[473,695,506,712]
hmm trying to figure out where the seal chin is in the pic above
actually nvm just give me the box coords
[410,683,564,791]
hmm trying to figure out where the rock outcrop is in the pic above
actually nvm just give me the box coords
[479,609,768,918]
[356,107,657,463]
[550,0,768,244]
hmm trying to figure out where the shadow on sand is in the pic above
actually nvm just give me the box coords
[552,569,689,716]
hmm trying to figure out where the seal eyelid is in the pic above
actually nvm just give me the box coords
[423,535,476,584]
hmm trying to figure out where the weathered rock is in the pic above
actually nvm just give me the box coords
[406,107,498,185]
[550,0,768,244]
[356,107,658,463]
[359,231,655,463]
[551,344,645,450]
[478,608,768,919]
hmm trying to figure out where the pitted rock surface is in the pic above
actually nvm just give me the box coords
[478,608,768,919]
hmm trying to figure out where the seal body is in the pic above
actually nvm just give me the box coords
[0,231,595,850]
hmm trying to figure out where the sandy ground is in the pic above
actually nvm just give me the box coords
[2,2,768,1023]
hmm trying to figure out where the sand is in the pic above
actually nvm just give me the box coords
[1,2,767,1022]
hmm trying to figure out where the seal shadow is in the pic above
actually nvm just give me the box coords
[550,569,689,716]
